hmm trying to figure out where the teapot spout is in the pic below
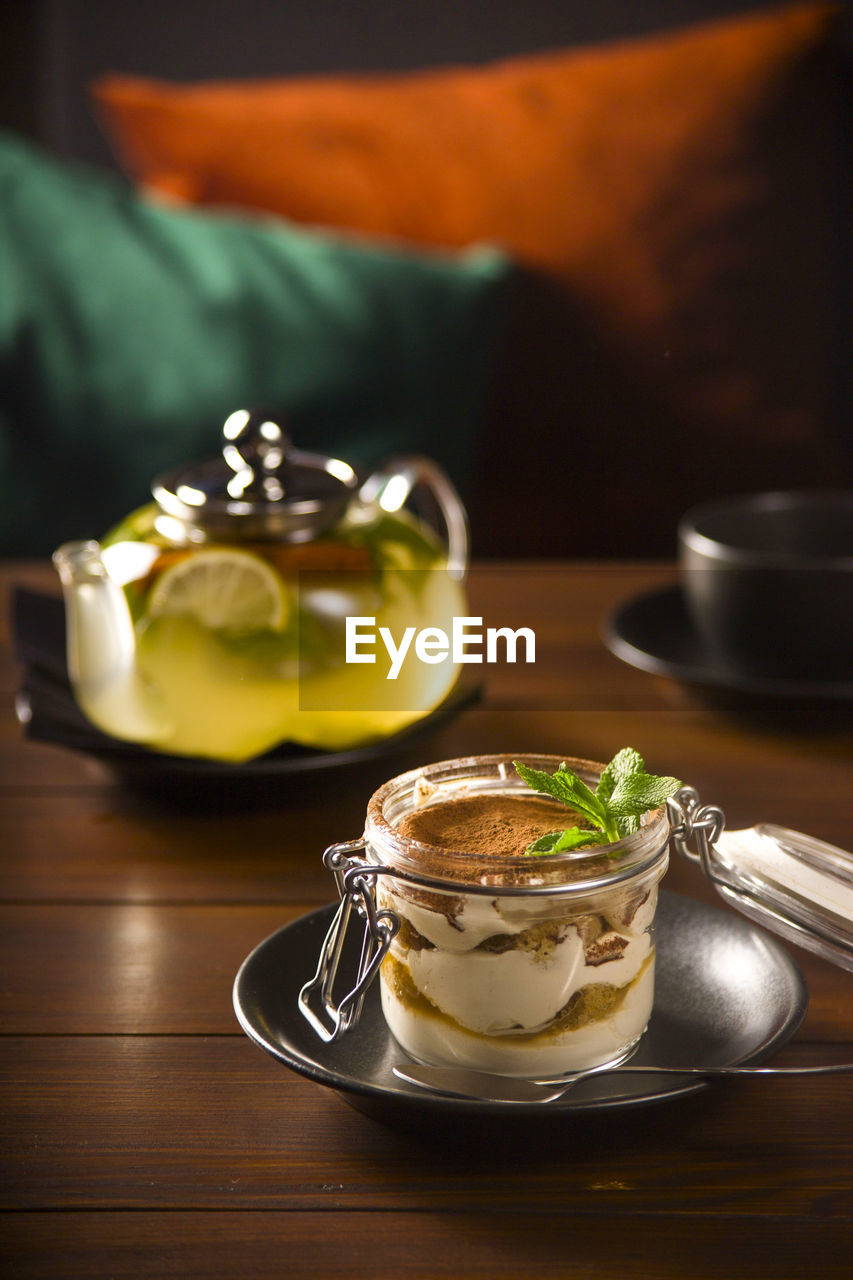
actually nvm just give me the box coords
[53,541,171,745]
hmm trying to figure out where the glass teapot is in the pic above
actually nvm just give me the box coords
[53,410,469,762]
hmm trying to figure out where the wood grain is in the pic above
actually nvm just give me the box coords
[1,1211,852,1280]
[2,1037,853,1217]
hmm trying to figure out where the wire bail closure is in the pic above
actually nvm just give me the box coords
[297,841,400,1043]
[667,786,726,877]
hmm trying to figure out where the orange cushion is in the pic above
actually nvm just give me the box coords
[93,5,832,326]
[92,4,846,556]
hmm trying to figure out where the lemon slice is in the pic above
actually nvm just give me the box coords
[147,548,290,633]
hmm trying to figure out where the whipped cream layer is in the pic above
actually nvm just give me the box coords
[381,956,655,1076]
[378,882,657,1076]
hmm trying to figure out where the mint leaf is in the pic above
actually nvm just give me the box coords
[597,747,644,806]
[515,749,681,856]
[513,760,606,829]
[525,827,606,855]
[606,772,683,818]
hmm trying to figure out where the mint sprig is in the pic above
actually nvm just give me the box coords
[525,827,604,854]
[514,749,681,856]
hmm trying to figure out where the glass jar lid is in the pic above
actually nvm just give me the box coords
[153,408,359,540]
[668,788,853,973]
[711,824,853,973]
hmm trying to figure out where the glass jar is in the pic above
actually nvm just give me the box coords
[301,754,670,1078]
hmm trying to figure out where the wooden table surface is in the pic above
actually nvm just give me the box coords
[2,561,852,1278]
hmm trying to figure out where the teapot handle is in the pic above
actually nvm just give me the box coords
[358,456,469,579]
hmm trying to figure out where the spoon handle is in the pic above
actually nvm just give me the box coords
[571,1063,853,1078]
[393,1061,853,1104]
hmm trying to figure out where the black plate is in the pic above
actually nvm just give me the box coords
[11,586,480,792]
[604,584,853,702]
[233,891,807,1118]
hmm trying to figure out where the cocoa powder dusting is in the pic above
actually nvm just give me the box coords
[398,794,583,859]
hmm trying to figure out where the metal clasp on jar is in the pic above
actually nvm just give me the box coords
[297,841,400,1043]
[667,786,727,878]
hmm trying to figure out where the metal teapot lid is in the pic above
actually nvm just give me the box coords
[153,409,359,540]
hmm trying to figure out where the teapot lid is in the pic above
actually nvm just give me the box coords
[153,410,359,540]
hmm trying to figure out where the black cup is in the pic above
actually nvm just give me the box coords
[678,491,853,681]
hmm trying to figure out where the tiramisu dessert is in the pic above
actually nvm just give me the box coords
[370,752,678,1077]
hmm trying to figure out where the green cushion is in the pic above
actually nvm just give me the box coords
[0,134,510,555]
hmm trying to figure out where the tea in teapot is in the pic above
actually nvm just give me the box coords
[54,411,468,762]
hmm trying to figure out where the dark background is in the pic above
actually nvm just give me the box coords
[3,0,851,558]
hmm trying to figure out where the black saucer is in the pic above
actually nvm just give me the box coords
[604,584,853,703]
[233,892,807,1120]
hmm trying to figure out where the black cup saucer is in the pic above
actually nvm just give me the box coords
[604,584,853,703]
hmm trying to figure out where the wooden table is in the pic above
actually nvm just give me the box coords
[2,561,852,1277]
